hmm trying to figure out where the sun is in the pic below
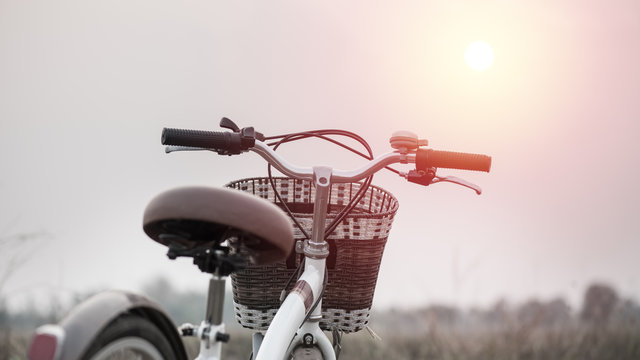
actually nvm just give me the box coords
[465,41,494,71]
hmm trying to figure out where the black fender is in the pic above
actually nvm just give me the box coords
[32,290,187,360]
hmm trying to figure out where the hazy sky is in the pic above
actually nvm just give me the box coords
[1,0,639,312]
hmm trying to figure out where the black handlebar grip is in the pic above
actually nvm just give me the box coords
[162,128,242,154]
[417,148,492,172]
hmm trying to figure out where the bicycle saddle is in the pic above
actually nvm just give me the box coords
[143,186,294,265]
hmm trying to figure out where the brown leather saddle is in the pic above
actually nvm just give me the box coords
[143,186,294,272]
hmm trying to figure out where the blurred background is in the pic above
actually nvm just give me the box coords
[1,0,639,358]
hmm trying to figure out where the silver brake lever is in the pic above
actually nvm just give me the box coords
[165,145,213,154]
[432,176,482,195]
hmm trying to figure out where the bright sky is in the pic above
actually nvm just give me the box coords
[1,0,639,312]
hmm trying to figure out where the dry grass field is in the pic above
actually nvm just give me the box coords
[2,282,639,359]
[7,325,638,360]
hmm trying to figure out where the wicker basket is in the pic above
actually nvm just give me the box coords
[226,177,399,333]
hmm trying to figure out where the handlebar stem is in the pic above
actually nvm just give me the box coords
[305,167,332,259]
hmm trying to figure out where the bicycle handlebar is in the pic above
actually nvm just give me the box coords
[417,149,491,172]
[251,142,410,183]
[161,125,491,186]
[162,128,232,148]
[162,127,256,155]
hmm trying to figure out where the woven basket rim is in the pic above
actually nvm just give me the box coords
[225,176,399,218]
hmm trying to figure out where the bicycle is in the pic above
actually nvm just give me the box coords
[28,118,491,360]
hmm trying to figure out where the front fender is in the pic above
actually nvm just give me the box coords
[30,290,187,360]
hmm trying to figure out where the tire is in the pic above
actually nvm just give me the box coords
[82,314,176,360]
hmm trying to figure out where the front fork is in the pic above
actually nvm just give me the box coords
[284,257,335,360]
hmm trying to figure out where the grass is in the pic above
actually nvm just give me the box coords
[4,281,639,359]
[336,325,640,360]
[0,330,30,360]
[3,324,640,360]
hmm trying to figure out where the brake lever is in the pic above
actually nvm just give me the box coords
[431,176,483,195]
[402,169,483,195]
[165,145,213,153]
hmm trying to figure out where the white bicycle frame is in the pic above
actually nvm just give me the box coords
[174,140,482,360]
[178,141,415,360]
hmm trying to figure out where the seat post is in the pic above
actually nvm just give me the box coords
[190,270,230,360]
[206,273,226,325]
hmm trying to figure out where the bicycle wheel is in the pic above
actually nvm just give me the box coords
[82,314,176,360]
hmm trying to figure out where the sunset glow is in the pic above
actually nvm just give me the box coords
[465,41,494,71]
